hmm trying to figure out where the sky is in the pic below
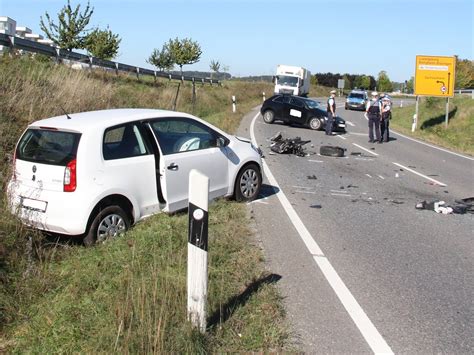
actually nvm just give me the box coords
[1,0,472,82]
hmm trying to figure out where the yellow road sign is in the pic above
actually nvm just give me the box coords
[415,55,456,97]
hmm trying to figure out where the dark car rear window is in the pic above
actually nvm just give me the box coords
[16,128,81,166]
[349,93,364,99]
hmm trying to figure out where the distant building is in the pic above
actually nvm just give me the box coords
[0,16,16,53]
[16,26,32,38]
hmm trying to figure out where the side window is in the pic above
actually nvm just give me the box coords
[290,98,304,108]
[150,117,218,155]
[103,123,149,160]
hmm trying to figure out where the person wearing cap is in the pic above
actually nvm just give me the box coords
[380,94,391,142]
[326,90,337,136]
[365,91,382,143]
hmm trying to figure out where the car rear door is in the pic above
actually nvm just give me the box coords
[148,117,230,212]
[288,97,306,123]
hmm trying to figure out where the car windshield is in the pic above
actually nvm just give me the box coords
[277,76,299,87]
[17,128,81,165]
[349,93,365,99]
[303,99,321,109]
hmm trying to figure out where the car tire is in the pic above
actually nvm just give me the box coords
[234,163,262,202]
[320,145,345,157]
[262,110,275,124]
[309,117,323,130]
[83,205,130,246]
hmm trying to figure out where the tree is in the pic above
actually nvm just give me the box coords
[455,57,474,89]
[359,75,371,90]
[84,27,121,60]
[377,70,393,93]
[40,0,94,51]
[406,76,414,93]
[209,59,220,79]
[167,37,202,76]
[342,74,351,90]
[147,45,174,72]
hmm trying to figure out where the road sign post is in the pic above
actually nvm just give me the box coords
[337,79,345,97]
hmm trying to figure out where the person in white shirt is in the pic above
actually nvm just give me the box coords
[365,91,382,143]
[380,94,391,142]
[326,90,336,135]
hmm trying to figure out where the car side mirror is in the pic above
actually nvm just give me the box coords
[217,136,229,147]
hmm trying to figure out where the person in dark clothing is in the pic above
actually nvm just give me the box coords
[326,90,337,135]
[380,94,391,142]
[365,91,382,143]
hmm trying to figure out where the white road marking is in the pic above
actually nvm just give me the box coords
[391,130,474,161]
[378,175,385,180]
[292,186,314,189]
[346,121,356,127]
[392,162,447,186]
[352,143,379,156]
[355,158,374,161]
[295,190,317,194]
[251,112,393,355]
[308,159,324,163]
[248,200,269,205]
[365,174,373,178]
[331,193,352,197]
[337,135,347,140]
[347,132,367,136]
[330,189,348,193]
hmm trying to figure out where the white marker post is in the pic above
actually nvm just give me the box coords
[232,95,236,113]
[262,92,266,102]
[187,170,210,333]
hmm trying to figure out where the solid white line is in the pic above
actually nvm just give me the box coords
[330,189,348,193]
[250,112,393,355]
[337,135,347,140]
[352,143,379,156]
[348,132,367,136]
[392,162,447,186]
[331,193,352,197]
[365,174,373,178]
[391,130,474,161]
[308,159,324,163]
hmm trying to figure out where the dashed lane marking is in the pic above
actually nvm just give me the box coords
[308,159,324,163]
[392,162,447,187]
[337,135,347,140]
[352,143,379,156]
[365,174,373,178]
[346,121,356,127]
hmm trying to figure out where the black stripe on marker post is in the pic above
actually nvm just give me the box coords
[188,202,208,252]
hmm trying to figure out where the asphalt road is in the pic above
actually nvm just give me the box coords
[236,98,474,354]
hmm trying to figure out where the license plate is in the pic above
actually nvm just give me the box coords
[21,197,47,212]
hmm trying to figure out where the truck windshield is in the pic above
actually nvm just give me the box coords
[277,76,298,87]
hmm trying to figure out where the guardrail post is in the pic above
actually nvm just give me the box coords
[169,74,172,82]
[201,78,205,86]
[115,62,119,75]
[232,95,236,113]
[154,71,157,85]
[192,78,196,113]
[55,48,60,64]
[210,79,213,86]
[136,67,140,80]
[187,169,209,333]
[172,83,181,111]
[181,75,184,84]
[400,100,403,108]
[89,56,93,71]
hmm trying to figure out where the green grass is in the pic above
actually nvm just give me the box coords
[5,201,289,353]
[390,96,474,155]
[0,56,293,352]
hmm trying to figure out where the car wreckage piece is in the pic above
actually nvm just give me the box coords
[270,132,311,157]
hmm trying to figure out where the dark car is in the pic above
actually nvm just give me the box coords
[260,95,346,132]
[345,90,368,111]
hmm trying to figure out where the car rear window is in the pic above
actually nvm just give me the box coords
[349,93,364,99]
[16,128,81,166]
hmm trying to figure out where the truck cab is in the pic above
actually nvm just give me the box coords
[274,64,311,97]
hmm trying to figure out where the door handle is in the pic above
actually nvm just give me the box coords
[167,163,179,171]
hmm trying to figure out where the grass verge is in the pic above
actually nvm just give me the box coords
[390,96,474,155]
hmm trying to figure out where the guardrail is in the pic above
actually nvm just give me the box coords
[0,33,220,85]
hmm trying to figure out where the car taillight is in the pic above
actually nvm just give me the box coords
[64,159,77,192]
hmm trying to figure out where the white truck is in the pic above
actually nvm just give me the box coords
[274,64,311,97]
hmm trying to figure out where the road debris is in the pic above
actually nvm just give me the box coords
[310,204,322,209]
[270,132,311,157]
[307,175,317,180]
[320,145,345,157]
[415,198,474,214]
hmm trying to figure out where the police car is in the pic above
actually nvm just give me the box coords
[345,90,368,111]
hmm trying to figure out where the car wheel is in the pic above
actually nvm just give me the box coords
[83,205,130,246]
[309,117,323,130]
[234,163,262,202]
[320,145,345,157]
[262,110,275,124]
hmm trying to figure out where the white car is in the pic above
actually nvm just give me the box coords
[7,109,263,245]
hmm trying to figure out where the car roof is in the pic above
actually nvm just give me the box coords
[29,108,200,133]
